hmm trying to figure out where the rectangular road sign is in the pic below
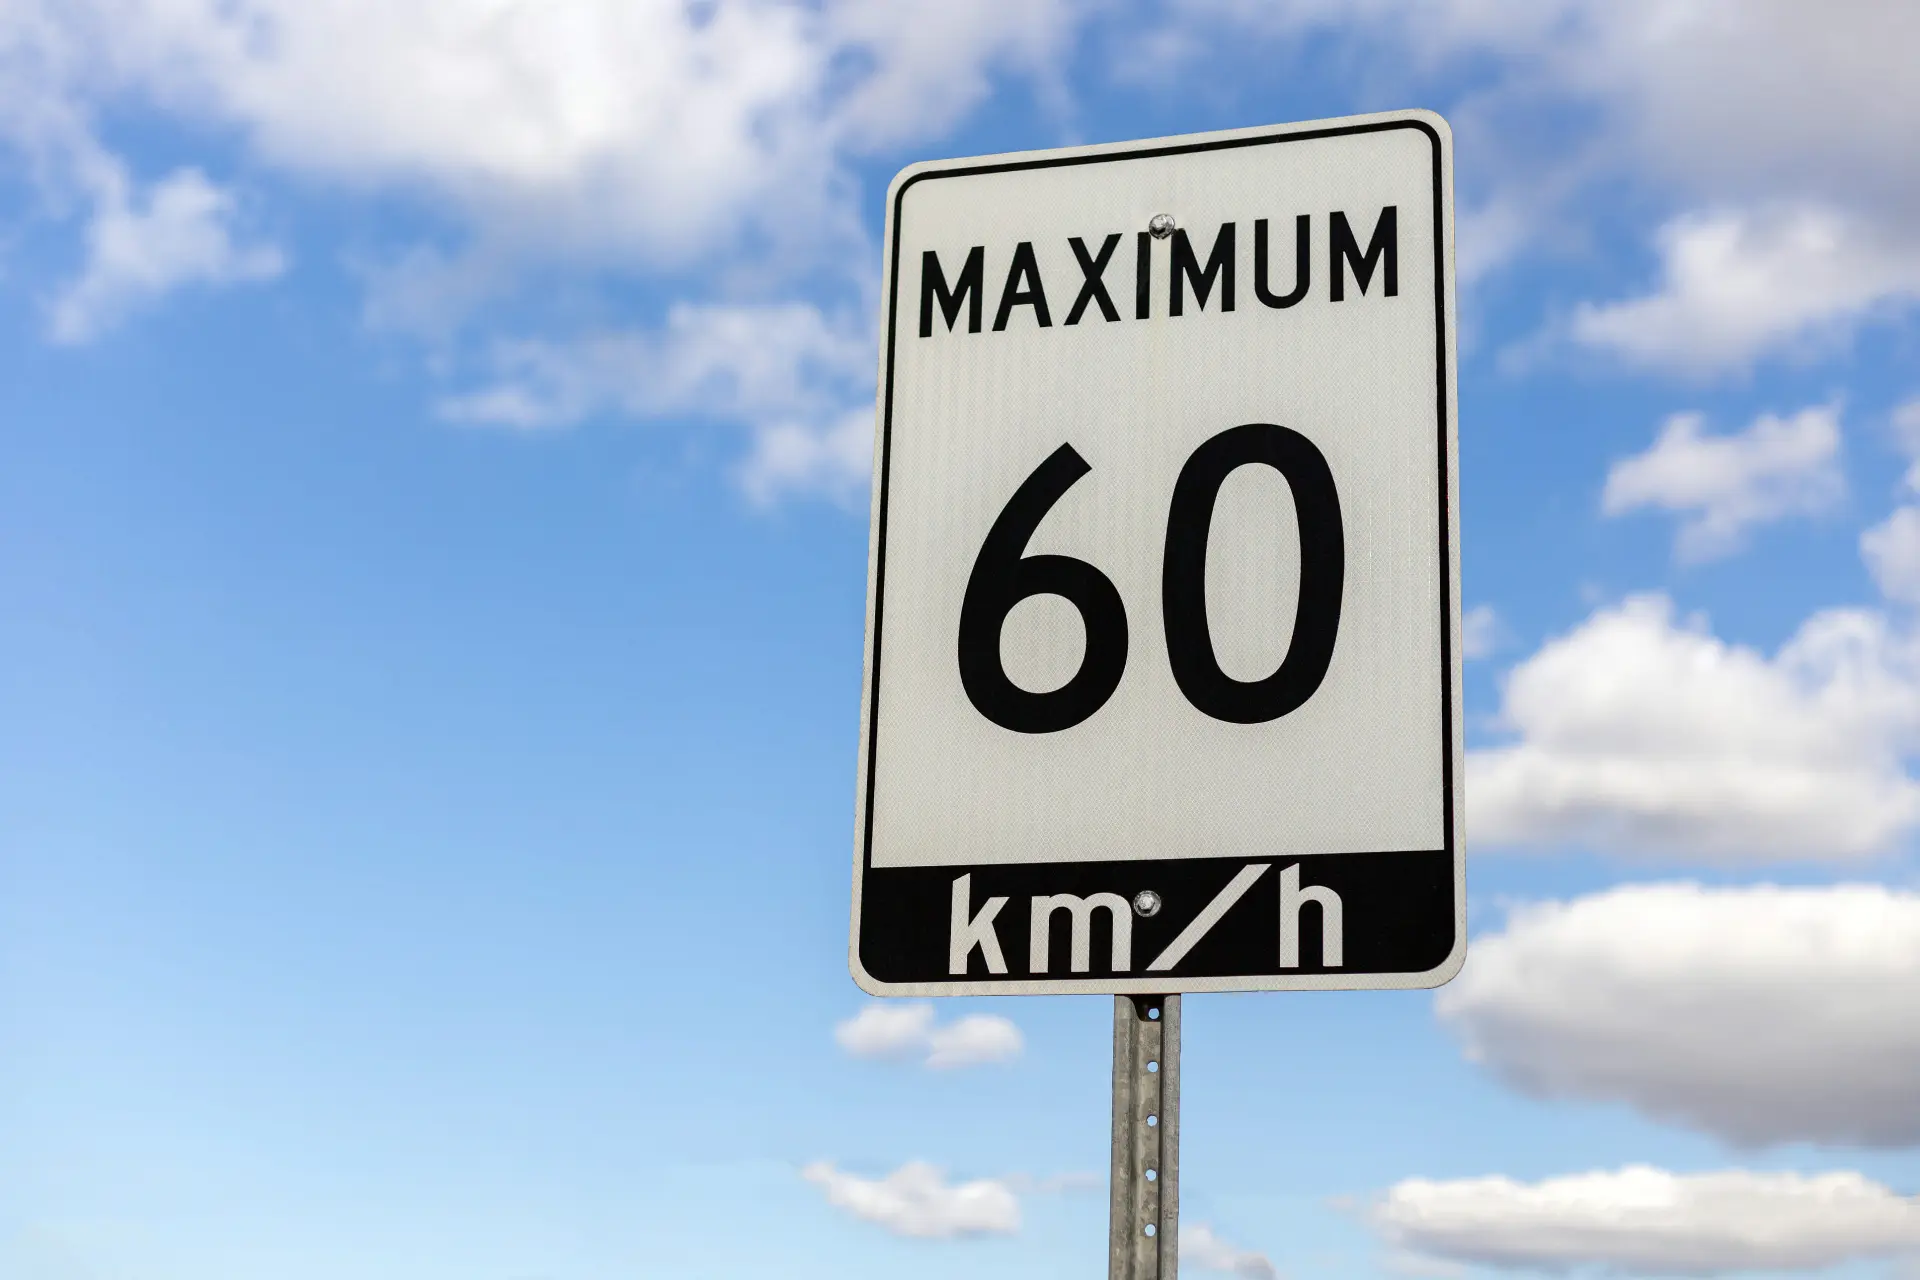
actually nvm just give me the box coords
[851,110,1463,996]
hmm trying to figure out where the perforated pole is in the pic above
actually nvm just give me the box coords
[1109,994,1179,1280]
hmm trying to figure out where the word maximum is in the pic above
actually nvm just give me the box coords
[917,208,1399,337]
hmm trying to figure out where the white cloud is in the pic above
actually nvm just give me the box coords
[0,0,1086,394]
[833,1003,933,1060]
[739,407,874,507]
[50,0,828,268]
[49,163,283,342]
[14,0,1920,354]
[1601,404,1844,562]
[1180,2,1920,362]
[922,1015,1022,1071]
[1378,1165,1920,1275]
[1571,206,1920,375]
[1467,594,1920,861]
[440,301,874,501]
[1461,605,1500,661]
[1521,3,1920,219]
[1436,882,1920,1147]
[7,0,1084,273]
[801,1161,1020,1238]
[1523,6,1920,371]
[824,0,1081,150]
[834,1002,1023,1070]
[441,302,870,429]
[1864,508,1920,607]
[1153,4,1920,369]
[1178,3,1920,212]
[1182,1224,1278,1280]
[1865,406,1920,591]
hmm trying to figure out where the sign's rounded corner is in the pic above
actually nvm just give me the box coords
[1409,932,1468,990]
[1394,107,1453,150]
[848,949,902,997]
[885,159,944,211]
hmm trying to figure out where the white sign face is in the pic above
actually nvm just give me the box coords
[851,111,1463,996]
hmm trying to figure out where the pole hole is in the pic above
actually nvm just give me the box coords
[1144,1224,1158,1237]
[1147,1114,1158,1127]
[1145,1169,1157,1182]
[1148,1006,1161,1020]
[1147,1060,1159,1073]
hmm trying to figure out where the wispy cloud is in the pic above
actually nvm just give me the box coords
[801,1161,1020,1238]
[4,0,1092,289]
[1863,507,1920,606]
[440,301,875,503]
[1182,1224,1278,1280]
[49,164,283,343]
[1571,207,1920,375]
[1461,605,1501,660]
[1601,404,1844,562]
[834,1002,1022,1069]
[1177,3,1920,365]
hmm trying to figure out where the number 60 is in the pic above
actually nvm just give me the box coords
[956,423,1344,733]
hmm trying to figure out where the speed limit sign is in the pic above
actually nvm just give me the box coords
[850,111,1463,996]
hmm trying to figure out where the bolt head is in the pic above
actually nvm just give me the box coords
[1133,890,1162,917]
[1147,213,1176,240]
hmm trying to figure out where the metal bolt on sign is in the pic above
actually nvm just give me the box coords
[1110,995,1180,1280]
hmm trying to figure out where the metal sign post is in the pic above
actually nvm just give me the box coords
[1110,995,1179,1280]
[848,109,1463,1280]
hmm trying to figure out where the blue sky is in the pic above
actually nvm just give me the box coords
[6,2,1920,1277]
